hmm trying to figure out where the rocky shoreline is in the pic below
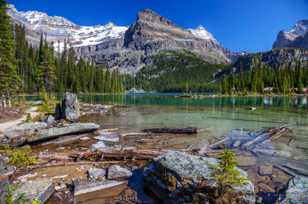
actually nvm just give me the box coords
[0,93,307,204]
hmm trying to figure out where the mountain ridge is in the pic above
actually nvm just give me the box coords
[7,5,232,73]
[273,20,308,49]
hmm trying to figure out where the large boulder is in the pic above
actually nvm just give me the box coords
[281,176,308,204]
[55,92,80,122]
[144,151,255,204]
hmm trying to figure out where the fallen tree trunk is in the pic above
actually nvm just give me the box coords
[143,127,198,134]
[73,149,166,161]
[38,153,72,162]
[4,122,100,146]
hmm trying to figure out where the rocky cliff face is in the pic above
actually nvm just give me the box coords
[75,9,231,73]
[7,5,232,73]
[123,9,229,63]
[273,20,308,49]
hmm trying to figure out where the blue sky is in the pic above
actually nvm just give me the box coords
[9,0,308,52]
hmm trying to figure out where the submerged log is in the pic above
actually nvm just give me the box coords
[242,126,289,150]
[209,126,290,151]
[143,127,197,134]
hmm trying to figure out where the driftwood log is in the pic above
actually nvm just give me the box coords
[143,127,197,134]
[72,149,166,161]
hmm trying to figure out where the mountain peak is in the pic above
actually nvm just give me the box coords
[188,26,218,43]
[137,8,174,26]
[273,19,308,49]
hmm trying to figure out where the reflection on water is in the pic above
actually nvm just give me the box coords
[79,94,308,161]
[78,94,308,109]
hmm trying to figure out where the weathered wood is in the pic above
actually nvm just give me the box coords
[74,180,127,204]
[273,165,297,177]
[38,153,72,162]
[26,161,124,171]
[143,127,198,134]
[74,149,166,161]
[242,127,289,150]
[209,137,230,149]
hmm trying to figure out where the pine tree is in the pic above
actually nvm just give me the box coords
[0,0,20,99]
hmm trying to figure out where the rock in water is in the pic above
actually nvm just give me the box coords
[55,92,80,122]
[144,151,255,204]
[281,176,308,204]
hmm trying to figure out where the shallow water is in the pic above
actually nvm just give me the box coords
[79,94,308,161]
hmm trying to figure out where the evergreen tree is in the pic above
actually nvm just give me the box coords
[0,0,20,98]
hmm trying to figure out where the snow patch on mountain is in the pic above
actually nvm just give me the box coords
[188,26,218,43]
[282,20,308,41]
[7,4,128,51]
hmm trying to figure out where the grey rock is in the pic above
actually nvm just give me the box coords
[258,165,273,176]
[144,151,255,204]
[55,92,80,122]
[14,179,55,204]
[90,141,107,152]
[87,167,106,181]
[63,92,80,121]
[107,165,132,180]
[45,115,55,126]
[281,176,308,204]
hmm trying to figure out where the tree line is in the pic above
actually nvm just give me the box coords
[135,50,224,93]
[221,56,308,95]
[0,0,124,100]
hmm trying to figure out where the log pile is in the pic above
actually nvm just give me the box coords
[210,126,290,151]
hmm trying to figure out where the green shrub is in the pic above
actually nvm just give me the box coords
[38,91,57,115]
[211,149,249,202]
[25,113,32,122]
[4,147,37,167]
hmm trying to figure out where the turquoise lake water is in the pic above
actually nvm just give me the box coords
[78,94,308,161]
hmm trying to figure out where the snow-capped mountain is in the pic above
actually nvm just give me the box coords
[7,4,128,52]
[273,20,308,49]
[7,5,233,73]
[188,26,218,44]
